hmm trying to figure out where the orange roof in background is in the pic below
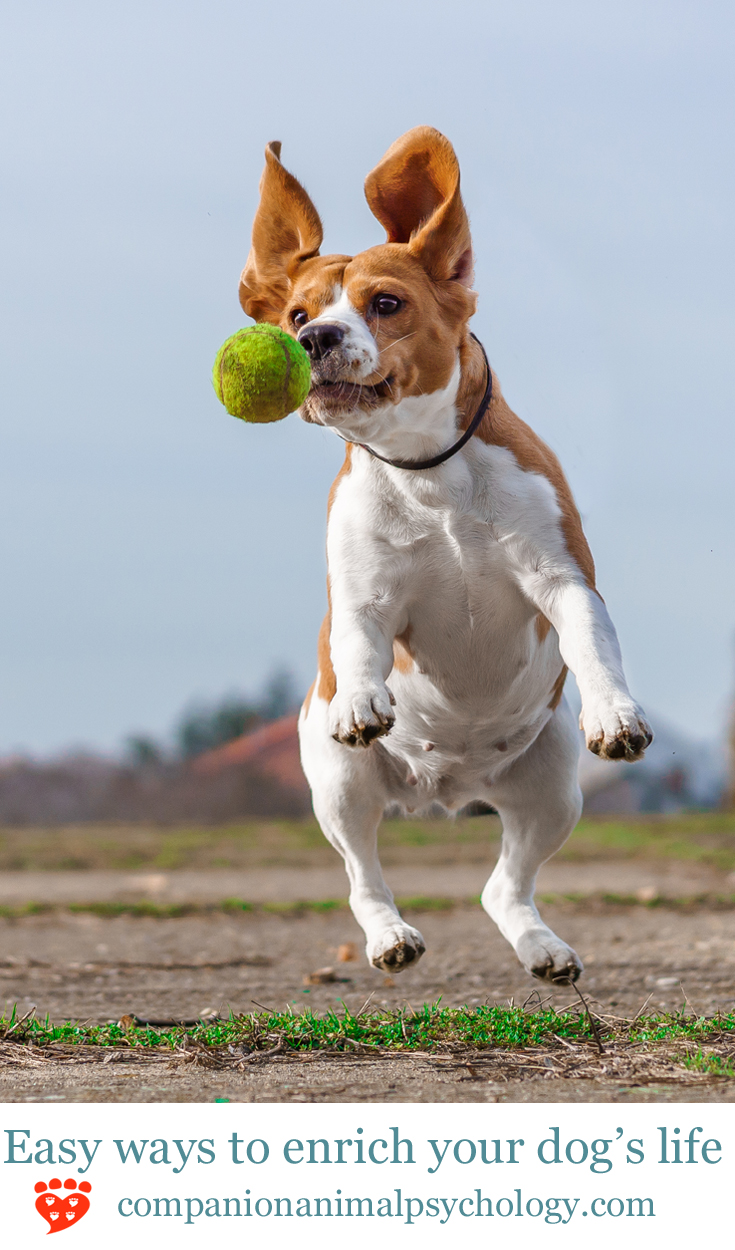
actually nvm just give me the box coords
[191,714,308,793]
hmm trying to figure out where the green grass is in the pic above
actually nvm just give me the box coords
[0,819,469,872]
[2,891,735,922]
[559,813,735,870]
[538,891,735,909]
[3,1001,735,1058]
[683,1049,735,1077]
[1,812,734,873]
[0,897,464,921]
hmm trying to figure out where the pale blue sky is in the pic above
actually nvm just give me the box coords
[1,0,733,753]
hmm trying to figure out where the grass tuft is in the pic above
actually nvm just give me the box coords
[1,1002,734,1058]
[4,892,735,922]
[682,1048,735,1077]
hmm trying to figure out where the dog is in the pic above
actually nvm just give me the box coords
[238,126,652,984]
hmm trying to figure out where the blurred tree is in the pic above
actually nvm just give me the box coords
[125,735,165,767]
[176,666,301,759]
[177,698,260,759]
[259,668,301,721]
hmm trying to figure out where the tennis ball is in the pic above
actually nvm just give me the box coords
[212,323,311,423]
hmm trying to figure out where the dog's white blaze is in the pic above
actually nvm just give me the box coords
[308,288,379,378]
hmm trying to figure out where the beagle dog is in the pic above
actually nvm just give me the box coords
[238,127,652,983]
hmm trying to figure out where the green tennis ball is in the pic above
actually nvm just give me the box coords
[212,323,311,423]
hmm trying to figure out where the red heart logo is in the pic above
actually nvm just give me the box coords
[35,1181,91,1234]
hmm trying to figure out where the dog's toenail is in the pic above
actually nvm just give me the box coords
[423,741,434,751]
[495,740,508,751]
[408,774,418,785]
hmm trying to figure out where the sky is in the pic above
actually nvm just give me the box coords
[1,0,733,755]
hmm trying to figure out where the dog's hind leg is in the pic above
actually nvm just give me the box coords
[299,698,426,973]
[481,697,584,983]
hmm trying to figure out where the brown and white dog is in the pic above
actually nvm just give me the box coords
[238,127,652,984]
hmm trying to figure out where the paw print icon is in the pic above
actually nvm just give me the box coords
[34,1178,92,1234]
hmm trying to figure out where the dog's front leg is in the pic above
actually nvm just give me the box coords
[325,513,408,749]
[536,580,652,761]
[328,603,398,748]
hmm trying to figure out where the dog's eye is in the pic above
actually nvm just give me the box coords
[291,309,309,329]
[373,294,403,316]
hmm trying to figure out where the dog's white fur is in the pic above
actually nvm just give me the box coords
[239,128,651,983]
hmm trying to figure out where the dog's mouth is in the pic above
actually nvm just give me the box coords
[308,376,394,409]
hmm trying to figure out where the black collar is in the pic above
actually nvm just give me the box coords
[356,333,492,471]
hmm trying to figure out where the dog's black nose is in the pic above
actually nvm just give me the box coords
[298,323,345,361]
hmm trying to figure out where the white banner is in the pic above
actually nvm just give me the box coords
[1,1102,728,1246]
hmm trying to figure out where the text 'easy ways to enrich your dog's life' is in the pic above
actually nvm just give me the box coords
[0,1103,728,1247]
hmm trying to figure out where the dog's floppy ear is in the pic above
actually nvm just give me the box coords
[239,142,323,322]
[364,126,473,287]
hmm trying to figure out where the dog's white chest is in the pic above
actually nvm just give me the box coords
[330,469,566,802]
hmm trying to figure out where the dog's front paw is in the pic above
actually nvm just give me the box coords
[583,700,653,762]
[329,684,396,747]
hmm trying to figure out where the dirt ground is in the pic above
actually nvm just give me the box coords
[2,894,735,1103]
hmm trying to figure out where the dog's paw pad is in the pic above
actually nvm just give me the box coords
[368,925,426,973]
[516,932,583,985]
[584,707,653,763]
[531,958,582,985]
[329,687,396,748]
